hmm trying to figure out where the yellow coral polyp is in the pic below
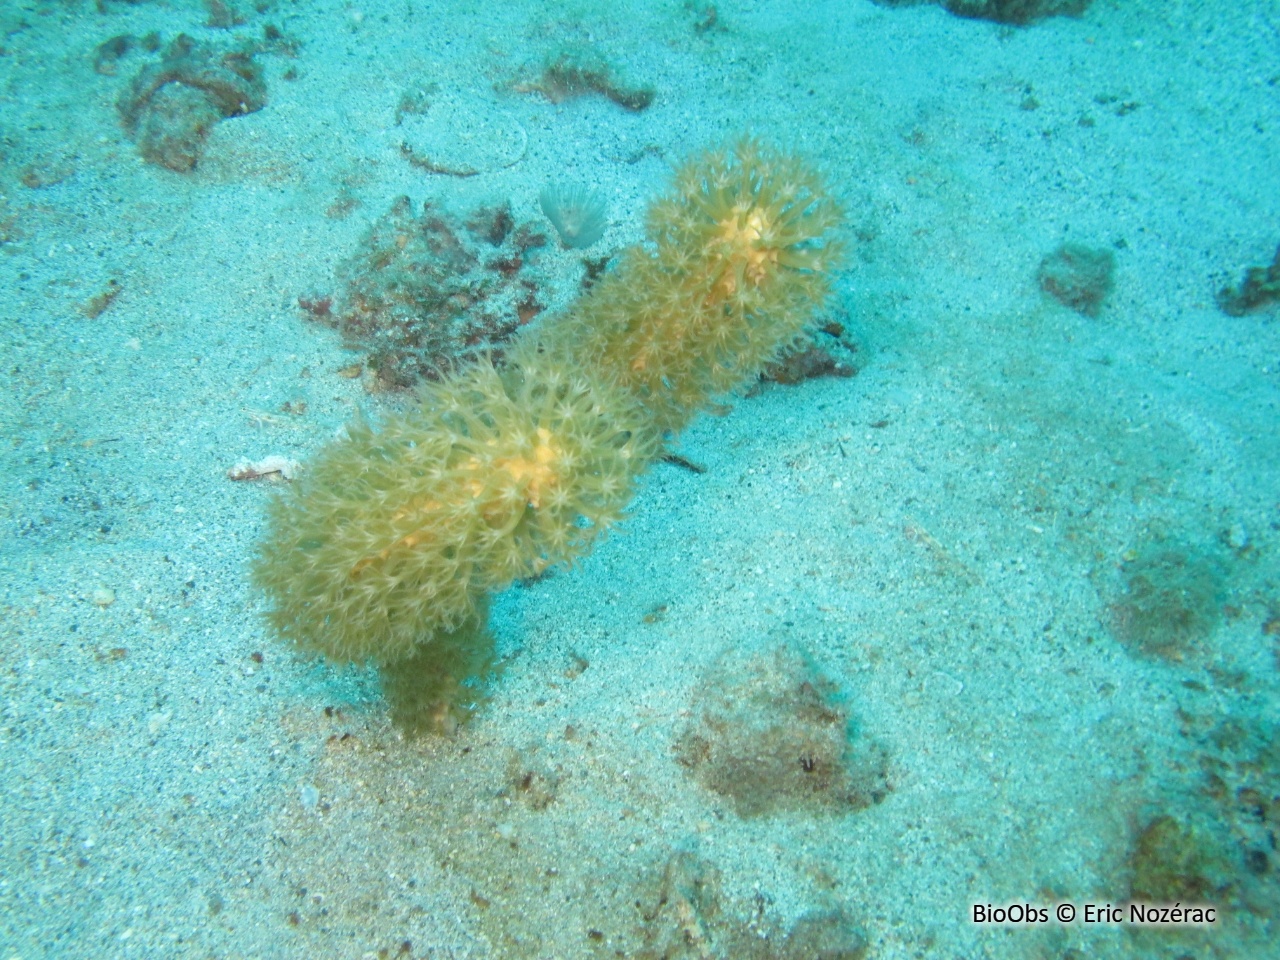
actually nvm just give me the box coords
[493,427,561,509]
[712,203,782,295]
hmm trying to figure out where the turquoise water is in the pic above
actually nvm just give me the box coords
[1,1,1277,957]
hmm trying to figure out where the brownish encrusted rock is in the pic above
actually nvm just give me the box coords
[675,644,891,818]
[117,34,266,172]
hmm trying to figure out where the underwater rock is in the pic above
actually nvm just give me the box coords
[1217,244,1280,316]
[1108,540,1226,661]
[675,644,890,817]
[774,911,869,960]
[760,337,857,385]
[873,0,1091,25]
[1128,814,1234,905]
[117,34,266,172]
[93,34,135,76]
[1037,241,1115,317]
[302,196,549,388]
[512,46,655,112]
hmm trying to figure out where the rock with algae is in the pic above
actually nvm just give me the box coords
[674,644,890,817]
[117,34,266,172]
[1217,244,1280,316]
[306,197,549,388]
[873,0,1091,25]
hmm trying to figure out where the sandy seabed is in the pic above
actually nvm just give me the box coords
[1,0,1278,957]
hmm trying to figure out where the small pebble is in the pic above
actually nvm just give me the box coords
[1227,523,1249,551]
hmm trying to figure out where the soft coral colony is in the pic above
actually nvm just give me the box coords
[253,138,845,729]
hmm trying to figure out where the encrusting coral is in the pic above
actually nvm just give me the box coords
[253,138,843,730]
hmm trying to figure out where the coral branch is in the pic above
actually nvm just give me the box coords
[253,138,843,730]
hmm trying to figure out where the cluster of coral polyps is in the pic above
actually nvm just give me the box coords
[548,138,844,430]
[253,139,844,728]
[256,342,658,667]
